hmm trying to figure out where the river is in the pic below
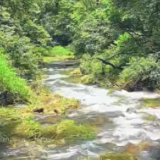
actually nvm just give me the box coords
[2,61,160,160]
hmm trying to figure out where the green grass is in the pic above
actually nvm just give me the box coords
[51,46,74,56]
[41,46,75,63]
[42,55,75,63]
[53,120,95,141]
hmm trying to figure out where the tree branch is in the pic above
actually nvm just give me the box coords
[97,58,122,70]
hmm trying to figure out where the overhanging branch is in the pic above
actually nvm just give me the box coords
[97,58,123,70]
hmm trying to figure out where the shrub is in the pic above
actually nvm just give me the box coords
[118,57,160,90]
[0,33,40,79]
[33,47,52,57]
[0,49,32,101]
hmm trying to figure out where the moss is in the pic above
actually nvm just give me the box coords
[100,153,135,160]
[14,119,95,142]
[0,110,95,144]
[13,117,42,139]
[0,101,94,145]
[53,120,95,141]
[0,107,20,121]
[142,98,160,108]
[41,94,80,114]
[81,75,93,84]
[42,123,94,146]
[70,68,82,76]
[20,93,80,115]
[143,115,157,121]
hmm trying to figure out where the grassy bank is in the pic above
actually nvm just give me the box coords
[0,91,95,145]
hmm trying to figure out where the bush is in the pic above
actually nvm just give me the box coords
[0,33,40,79]
[0,49,32,102]
[118,57,160,90]
[80,54,103,75]
[33,47,52,57]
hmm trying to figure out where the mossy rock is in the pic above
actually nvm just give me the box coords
[100,153,135,160]
[142,98,160,108]
[70,68,81,76]
[29,94,80,115]
[81,75,93,84]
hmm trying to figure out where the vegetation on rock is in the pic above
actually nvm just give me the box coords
[142,98,160,108]
[0,107,95,144]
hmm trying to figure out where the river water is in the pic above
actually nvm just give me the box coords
[2,61,160,160]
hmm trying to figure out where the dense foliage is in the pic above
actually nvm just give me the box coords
[1,0,160,92]
[1,0,160,158]
[71,0,160,91]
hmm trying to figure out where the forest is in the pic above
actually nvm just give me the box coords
[0,0,160,160]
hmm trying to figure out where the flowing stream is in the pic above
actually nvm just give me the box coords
[2,61,160,160]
